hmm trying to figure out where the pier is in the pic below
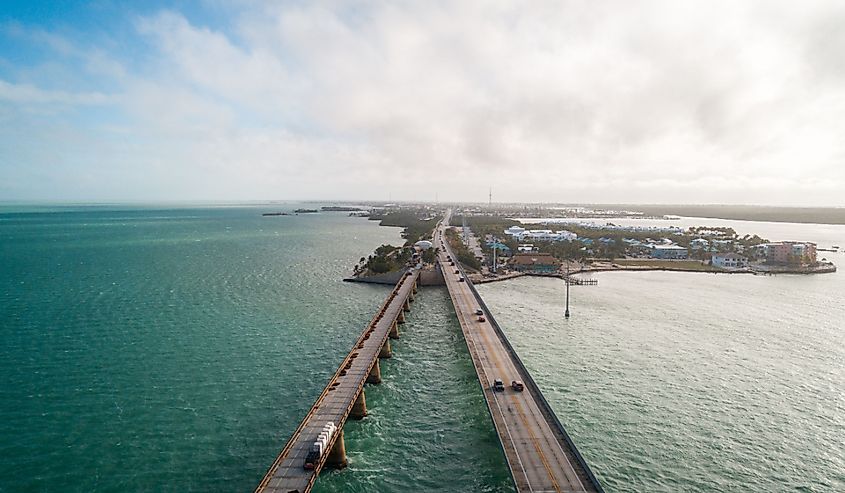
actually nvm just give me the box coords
[254,269,419,493]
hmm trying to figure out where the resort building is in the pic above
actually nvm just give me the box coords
[649,244,689,259]
[690,238,710,250]
[504,226,527,237]
[509,253,561,273]
[503,227,578,242]
[712,253,749,270]
[758,242,817,265]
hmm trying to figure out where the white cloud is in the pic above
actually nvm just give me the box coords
[0,80,114,105]
[3,0,845,204]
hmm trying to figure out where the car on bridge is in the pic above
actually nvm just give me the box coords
[477,316,486,322]
[511,380,524,392]
[303,450,319,470]
[475,309,483,315]
[493,379,505,392]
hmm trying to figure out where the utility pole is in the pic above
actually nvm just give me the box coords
[489,186,492,208]
[564,262,571,318]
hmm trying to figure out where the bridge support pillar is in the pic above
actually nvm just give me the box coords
[366,360,382,384]
[403,298,410,312]
[350,391,367,419]
[326,429,348,469]
[389,321,400,339]
[412,281,418,294]
[379,339,392,358]
[397,310,406,324]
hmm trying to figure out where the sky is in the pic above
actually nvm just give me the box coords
[1,0,844,205]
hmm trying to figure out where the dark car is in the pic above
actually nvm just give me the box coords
[511,380,524,392]
[303,450,320,470]
[458,277,465,282]
[454,270,460,274]
[477,316,486,322]
[475,309,483,316]
[493,379,505,392]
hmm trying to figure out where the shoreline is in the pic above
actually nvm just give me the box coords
[465,263,837,285]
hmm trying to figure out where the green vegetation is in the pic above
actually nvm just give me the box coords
[352,207,442,276]
[445,228,482,271]
[370,208,441,246]
[421,248,436,264]
[353,244,411,275]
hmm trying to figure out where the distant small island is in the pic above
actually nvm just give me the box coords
[261,212,290,216]
[294,209,319,214]
[322,206,364,212]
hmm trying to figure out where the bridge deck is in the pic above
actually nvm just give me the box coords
[255,270,419,493]
[436,218,603,493]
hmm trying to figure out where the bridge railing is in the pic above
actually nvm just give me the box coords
[255,270,418,492]
[439,236,605,493]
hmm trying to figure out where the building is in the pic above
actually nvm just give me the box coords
[517,244,536,252]
[759,242,817,265]
[649,244,689,259]
[504,226,527,237]
[712,239,733,250]
[503,227,577,242]
[712,253,749,270]
[486,241,511,256]
[509,253,561,273]
[690,238,710,250]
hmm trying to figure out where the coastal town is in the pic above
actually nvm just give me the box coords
[340,204,838,281]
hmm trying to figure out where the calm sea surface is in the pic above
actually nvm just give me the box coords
[480,218,845,492]
[1,206,843,492]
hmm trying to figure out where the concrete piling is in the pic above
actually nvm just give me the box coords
[379,339,392,358]
[366,360,382,384]
[350,391,367,419]
[326,429,348,469]
[389,321,400,339]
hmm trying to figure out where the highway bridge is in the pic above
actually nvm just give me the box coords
[255,211,603,492]
[436,212,603,493]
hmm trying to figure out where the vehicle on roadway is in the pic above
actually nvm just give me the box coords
[458,277,465,282]
[477,316,486,322]
[511,380,524,392]
[303,450,319,470]
[475,309,483,315]
[454,270,460,274]
[493,379,505,392]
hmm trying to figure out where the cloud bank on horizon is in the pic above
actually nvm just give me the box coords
[1,0,844,205]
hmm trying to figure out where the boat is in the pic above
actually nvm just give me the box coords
[261,212,289,216]
[294,209,319,214]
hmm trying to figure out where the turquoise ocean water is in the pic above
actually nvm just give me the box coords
[1,205,843,492]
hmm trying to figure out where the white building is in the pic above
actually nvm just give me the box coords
[712,253,749,270]
[690,238,710,250]
[504,226,527,237]
[504,227,577,242]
